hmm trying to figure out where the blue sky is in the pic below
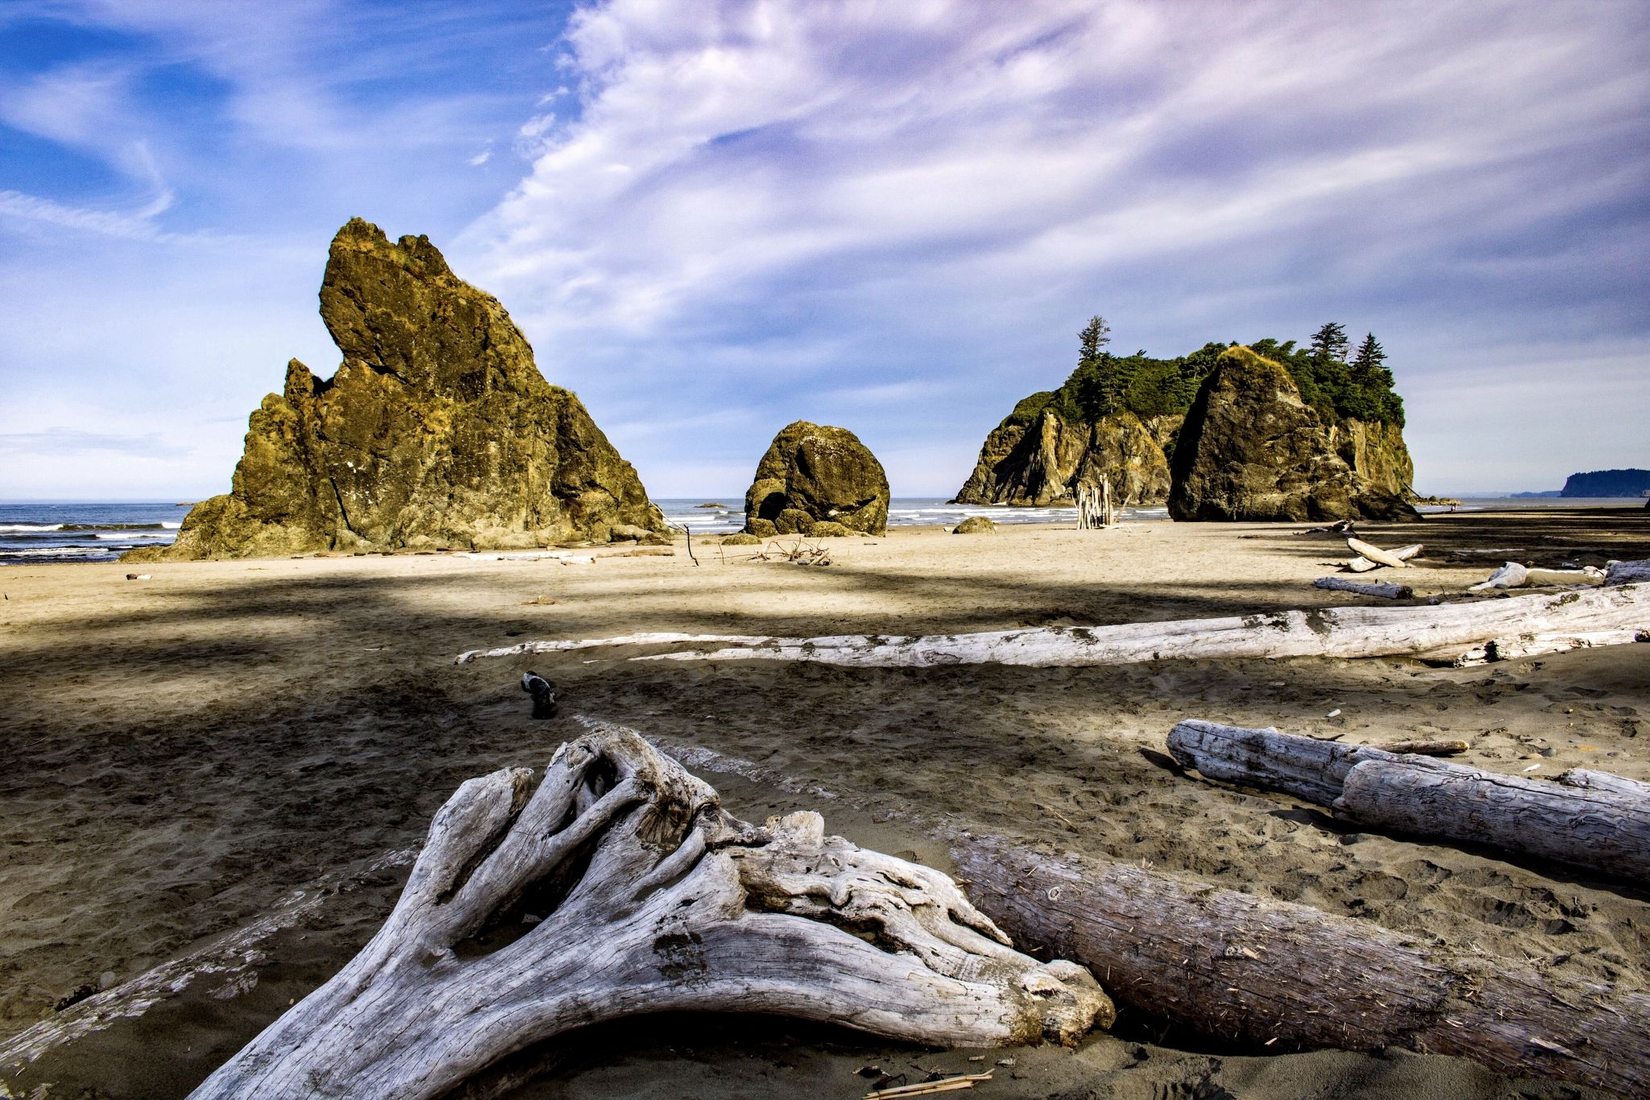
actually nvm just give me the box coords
[2,0,1647,500]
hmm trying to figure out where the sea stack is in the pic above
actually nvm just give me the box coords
[743,421,890,536]
[136,219,665,560]
[1168,346,1416,522]
[952,401,1174,508]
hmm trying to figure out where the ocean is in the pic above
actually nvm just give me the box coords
[0,502,189,565]
[3,496,1641,566]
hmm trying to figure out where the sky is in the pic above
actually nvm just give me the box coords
[2,0,1647,500]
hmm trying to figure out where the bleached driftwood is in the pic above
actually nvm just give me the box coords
[1605,559,1650,585]
[951,835,1650,1098]
[192,726,1110,1100]
[480,586,1650,669]
[432,728,1650,1096]
[456,631,776,664]
[1166,720,1650,882]
[1445,627,1648,666]
[1471,562,1606,591]
[1312,576,1412,599]
[1076,479,1117,530]
[1346,537,1412,569]
[1558,768,1650,800]
[1346,542,1421,572]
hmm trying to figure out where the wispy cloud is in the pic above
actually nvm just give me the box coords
[460,0,1649,493]
[1,0,1645,499]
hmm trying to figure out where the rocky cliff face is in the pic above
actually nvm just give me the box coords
[952,400,1177,507]
[139,219,663,560]
[1168,346,1417,522]
[743,421,890,536]
[1330,418,1415,501]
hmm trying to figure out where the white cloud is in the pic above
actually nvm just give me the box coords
[450,0,1648,495]
[2,0,1645,500]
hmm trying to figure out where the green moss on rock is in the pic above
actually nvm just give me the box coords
[742,421,890,536]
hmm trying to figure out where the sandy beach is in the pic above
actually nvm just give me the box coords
[2,507,1647,1098]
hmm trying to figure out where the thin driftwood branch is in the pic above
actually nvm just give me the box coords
[190,726,1110,1099]
[1375,738,1469,756]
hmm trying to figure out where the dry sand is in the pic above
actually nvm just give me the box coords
[1,507,1647,1098]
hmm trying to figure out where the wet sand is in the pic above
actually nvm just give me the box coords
[1,508,1647,1098]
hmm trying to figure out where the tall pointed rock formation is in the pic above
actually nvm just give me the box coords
[142,219,664,560]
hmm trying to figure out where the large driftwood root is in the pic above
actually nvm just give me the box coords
[192,725,1110,1099]
[1166,720,1650,882]
[950,835,1650,1098]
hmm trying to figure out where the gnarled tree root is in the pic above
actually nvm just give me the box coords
[191,724,1110,1099]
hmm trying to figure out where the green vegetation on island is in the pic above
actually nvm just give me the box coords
[1024,317,1405,433]
[954,316,1415,509]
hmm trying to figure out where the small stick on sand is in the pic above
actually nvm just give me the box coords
[867,1072,992,1099]
[1376,738,1469,756]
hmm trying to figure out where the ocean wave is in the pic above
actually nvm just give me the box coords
[0,545,116,561]
[0,523,65,532]
[60,522,169,531]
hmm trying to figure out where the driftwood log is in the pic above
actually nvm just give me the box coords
[1470,562,1606,591]
[950,835,1650,1098]
[1345,537,1412,569]
[1166,720,1650,882]
[453,585,1650,669]
[191,725,1110,1099]
[1312,576,1412,599]
[1347,541,1421,572]
[1446,627,1649,666]
[1605,559,1650,585]
[634,733,1650,1096]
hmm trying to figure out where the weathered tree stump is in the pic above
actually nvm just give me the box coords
[1166,720,1650,882]
[191,725,1110,1099]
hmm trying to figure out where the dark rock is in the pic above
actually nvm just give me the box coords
[610,523,669,545]
[953,400,1176,507]
[775,508,816,535]
[809,520,854,537]
[719,532,762,546]
[953,516,997,534]
[133,218,664,561]
[1168,346,1418,522]
[521,671,557,719]
[742,421,890,536]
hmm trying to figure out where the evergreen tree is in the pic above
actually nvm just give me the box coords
[1309,322,1349,364]
[1350,332,1386,378]
[1078,315,1111,364]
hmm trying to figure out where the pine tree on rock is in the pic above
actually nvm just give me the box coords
[1309,322,1349,365]
[1350,333,1387,379]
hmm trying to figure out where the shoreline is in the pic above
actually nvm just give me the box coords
[2,509,1647,1098]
